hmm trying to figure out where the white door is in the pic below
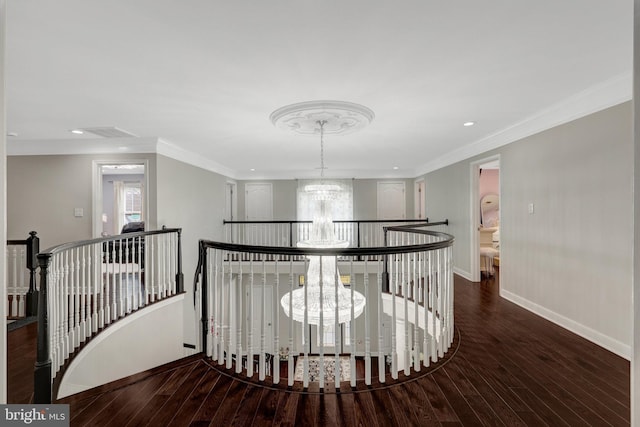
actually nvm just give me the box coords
[245,183,273,245]
[377,182,406,220]
[245,183,273,221]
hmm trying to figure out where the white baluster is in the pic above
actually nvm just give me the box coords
[334,257,340,386]
[73,248,81,348]
[403,252,410,377]
[259,259,266,382]
[303,257,309,389]
[288,259,294,387]
[226,257,233,370]
[210,249,218,361]
[236,256,243,374]
[351,259,357,388]
[246,259,254,377]
[273,257,280,384]
[80,246,87,342]
[318,256,324,390]
[377,260,384,384]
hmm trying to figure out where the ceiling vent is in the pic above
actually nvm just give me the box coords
[79,127,137,138]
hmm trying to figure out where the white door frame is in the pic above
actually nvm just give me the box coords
[414,178,425,220]
[225,180,238,221]
[92,160,149,238]
[469,154,500,282]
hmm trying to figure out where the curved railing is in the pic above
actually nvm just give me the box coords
[34,228,184,403]
[194,221,453,389]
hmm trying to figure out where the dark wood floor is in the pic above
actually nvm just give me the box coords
[9,271,630,426]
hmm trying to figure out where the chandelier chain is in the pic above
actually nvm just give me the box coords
[317,120,327,179]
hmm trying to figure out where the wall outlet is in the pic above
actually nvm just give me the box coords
[74,208,84,217]
[528,203,534,214]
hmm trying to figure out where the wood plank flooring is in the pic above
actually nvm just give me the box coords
[9,270,631,425]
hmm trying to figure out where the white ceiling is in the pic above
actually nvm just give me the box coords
[5,1,632,180]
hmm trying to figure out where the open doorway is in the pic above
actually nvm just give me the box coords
[93,161,148,237]
[470,156,500,282]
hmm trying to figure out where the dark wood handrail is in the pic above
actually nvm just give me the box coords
[223,218,430,224]
[37,227,182,257]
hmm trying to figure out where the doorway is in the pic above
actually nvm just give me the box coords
[92,161,148,237]
[470,156,500,282]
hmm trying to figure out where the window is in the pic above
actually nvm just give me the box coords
[297,179,353,221]
[123,183,143,223]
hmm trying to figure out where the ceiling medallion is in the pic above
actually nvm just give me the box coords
[270,100,375,136]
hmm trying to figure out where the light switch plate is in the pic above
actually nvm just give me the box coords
[74,208,84,217]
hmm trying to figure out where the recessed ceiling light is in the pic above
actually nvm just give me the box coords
[70,129,84,134]
[463,121,475,127]
[250,168,256,172]
[7,132,18,137]
[393,166,399,170]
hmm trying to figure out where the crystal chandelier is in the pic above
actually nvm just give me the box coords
[271,101,374,326]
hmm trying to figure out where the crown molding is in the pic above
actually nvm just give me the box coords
[7,137,158,156]
[155,138,237,179]
[414,71,632,177]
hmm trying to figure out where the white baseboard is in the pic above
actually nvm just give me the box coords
[500,289,630,360]
[453,267,473,282]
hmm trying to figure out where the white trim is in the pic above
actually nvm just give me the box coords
[500,289,630,360]
[7,137,158,156]
[453,268,473,282]
[156,138,237,179]
[414,178,425,220]
[414,72,632,176]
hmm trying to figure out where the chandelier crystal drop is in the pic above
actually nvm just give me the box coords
[271,105,373,326]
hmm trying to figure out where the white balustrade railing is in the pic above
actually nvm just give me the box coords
[6,231,39,319]
[34,228,184,403]
[7,244,29,318]
[197,222,453,388]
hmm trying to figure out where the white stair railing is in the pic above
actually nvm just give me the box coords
[197,221,453,389]
[34,227,184,404]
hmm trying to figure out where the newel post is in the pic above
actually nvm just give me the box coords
[383,227,390,293]
[34,252,52,404]
[199,241,209,353]
[25,231,40,316]
[176,229,184,293]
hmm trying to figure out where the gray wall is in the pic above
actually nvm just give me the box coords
[7,153,157,250]
[421,101,633,357]
[155,154,229,346]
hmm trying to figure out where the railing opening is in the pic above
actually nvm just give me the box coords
[195,220,453,389]
[34,227,184,403]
